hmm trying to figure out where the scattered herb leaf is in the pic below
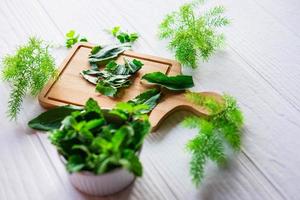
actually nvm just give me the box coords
[142,72,194,90]
[182,92,244,186]
[159,1,229,68]
[65,30,88,48]
[110,26,139,44]
[1,37,57,120]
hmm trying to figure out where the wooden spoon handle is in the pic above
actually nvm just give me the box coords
[149,91,223,132]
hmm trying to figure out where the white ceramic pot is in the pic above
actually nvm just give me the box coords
[58,111,140,196]
[68,168,135,196]
[59,155,135,196]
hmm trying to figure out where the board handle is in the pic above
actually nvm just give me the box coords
[149,91,224,132]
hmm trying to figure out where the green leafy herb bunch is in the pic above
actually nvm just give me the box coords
[1,37,57,120]
[159,1,230,68]
[48,98,151,176]
[182,92,244,185]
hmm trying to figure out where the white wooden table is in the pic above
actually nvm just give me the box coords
[0,0,300,199]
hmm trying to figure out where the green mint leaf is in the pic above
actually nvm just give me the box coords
[85,98,102,114]
[122,149,142,176]
[66,155,85,173]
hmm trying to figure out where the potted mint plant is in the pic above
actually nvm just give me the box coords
[29,98,151,196]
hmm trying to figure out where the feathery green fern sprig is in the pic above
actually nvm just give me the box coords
[2,37,57,120]
[183,92,244,186]
[159,1,230,68]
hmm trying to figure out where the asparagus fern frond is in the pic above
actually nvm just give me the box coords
[183,92,244,185]
[2,37,57,120]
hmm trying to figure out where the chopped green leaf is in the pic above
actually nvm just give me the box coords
[82,58,143,97]
[96,80,118,97]
[128,89,161,114]
[91,45,102,55]
[142,72,194,90]
[89,43,131,65]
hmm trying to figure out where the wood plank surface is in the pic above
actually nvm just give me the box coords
[0,0,299,199]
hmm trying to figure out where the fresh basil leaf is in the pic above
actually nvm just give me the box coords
[142,72,194,90]
[128,89,161,113]
[28,105,83,131]
[89,43,131,64]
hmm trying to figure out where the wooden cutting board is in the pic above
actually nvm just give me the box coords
[39,43,223,131]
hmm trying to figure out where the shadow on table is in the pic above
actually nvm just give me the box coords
[195,155,242,200]
[150,110,191,141]
[79,180,135,200]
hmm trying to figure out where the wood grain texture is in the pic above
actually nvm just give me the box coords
[0,0,299,199]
